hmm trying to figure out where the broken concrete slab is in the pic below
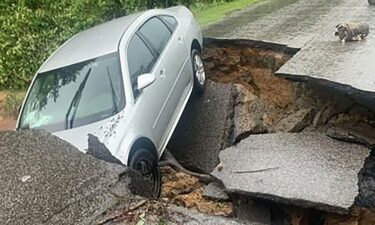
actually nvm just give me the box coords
[233,84,268,141]
[0,130,148,225]
[105,205,250,225]
[168,81,235,172]
[274,108,314,132]
[326,123,375,148]
[212,132,370,214]
[203,182,229,201]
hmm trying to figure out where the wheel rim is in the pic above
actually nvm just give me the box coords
[194,54,206,86]
[135,158,159,196]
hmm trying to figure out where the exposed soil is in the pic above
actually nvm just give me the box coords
[161,166,233,217]
[0,91,17,131]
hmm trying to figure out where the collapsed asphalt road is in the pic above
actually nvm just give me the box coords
[206,0,375,110]
[0,130,152,224]
[2,0,375,223]
[168,37,375,223]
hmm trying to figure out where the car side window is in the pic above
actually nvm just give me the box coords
[160,16,177,30]
[138,17,171,55]
[127,34,156,97]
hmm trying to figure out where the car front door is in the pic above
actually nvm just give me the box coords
[136,16,187,145]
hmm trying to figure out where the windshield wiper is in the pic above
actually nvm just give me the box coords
[106,66,119,114]
[65,68,91,129]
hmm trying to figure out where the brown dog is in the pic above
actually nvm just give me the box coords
[335,22,369,42]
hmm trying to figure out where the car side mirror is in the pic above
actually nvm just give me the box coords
[137,73,156,91]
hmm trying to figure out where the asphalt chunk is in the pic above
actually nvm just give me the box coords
[212,132,370,214]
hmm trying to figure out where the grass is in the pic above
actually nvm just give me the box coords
[191,0,259,27]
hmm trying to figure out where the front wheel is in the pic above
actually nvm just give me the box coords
[128,148,161,198]
[191,49,206,93]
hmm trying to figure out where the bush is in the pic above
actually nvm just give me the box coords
[0,0,226,90]
[0,0,136,90]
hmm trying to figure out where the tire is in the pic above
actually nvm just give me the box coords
[369,0,375,5]
[191,49,206,93]
[128,148,161,198]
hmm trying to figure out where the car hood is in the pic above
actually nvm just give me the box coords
[53,111,127,162]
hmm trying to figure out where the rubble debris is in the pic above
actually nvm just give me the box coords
[326,123,375,148]
[212,132,370,214]
[324,208,375,225]
[202,182,229,202]
[161,166,233,217]
[0,130,150,225]
[274,108,314,132]
[233,84,268,141]
[168,80,235,173]
[232,195,271,225]
[355,150,375,209]
[159,149,216,183]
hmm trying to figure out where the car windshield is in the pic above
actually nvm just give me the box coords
[19,53,125,132]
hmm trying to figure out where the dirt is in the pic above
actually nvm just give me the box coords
[0,91,17,131]
[161,166,233,217]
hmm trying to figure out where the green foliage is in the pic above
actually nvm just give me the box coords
[0,0,234,90]
[0,0,130,90]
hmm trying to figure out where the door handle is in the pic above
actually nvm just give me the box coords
[159,69,166,78]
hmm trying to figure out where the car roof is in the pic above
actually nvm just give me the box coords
[39,12,143,73]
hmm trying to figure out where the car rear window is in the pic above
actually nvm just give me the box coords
[138,17,171,55]
[160,16,177,30]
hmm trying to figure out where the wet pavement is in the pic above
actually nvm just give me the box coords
[212,132,370,214]
[205,0,375,99]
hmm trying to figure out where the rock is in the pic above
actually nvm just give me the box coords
[355,150,375,208]
[168,81,235,173]
[212,132,370,214]
[202,182,229,201]
[274,108,314,132]
[0,130,148,225]
[232,195,271,225]
[166,206,247,225]
[233,84,268,141]
[326,123,375,148]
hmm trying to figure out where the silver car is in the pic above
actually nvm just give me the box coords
[17,6,206,197]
